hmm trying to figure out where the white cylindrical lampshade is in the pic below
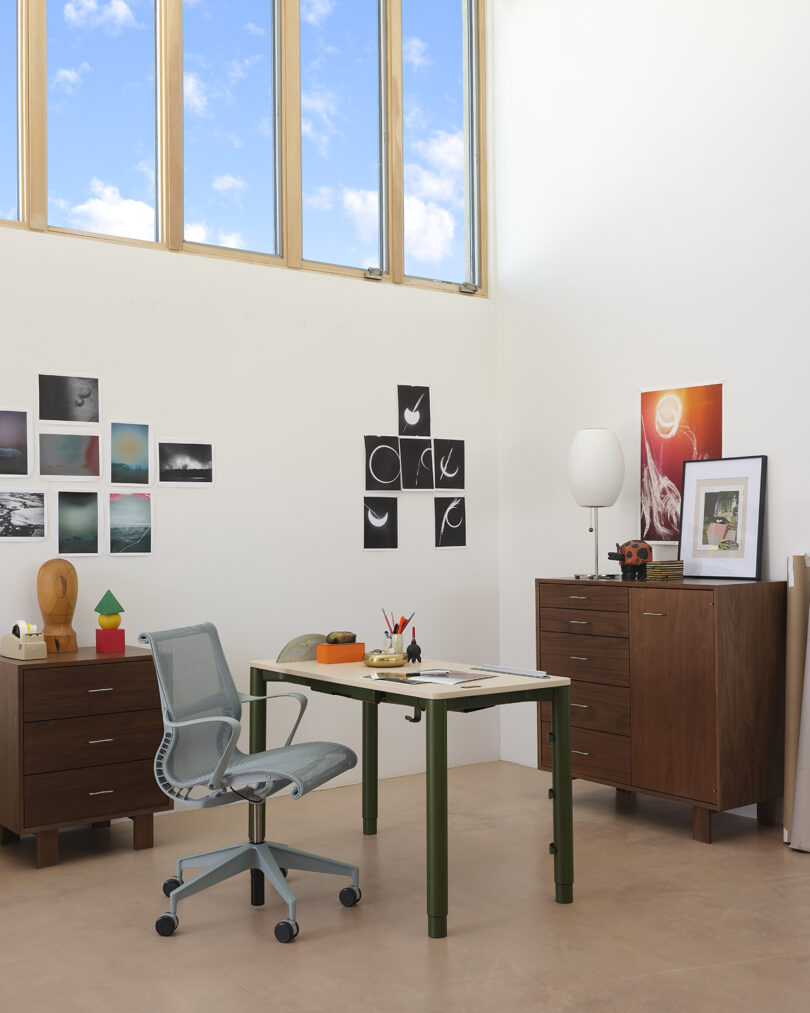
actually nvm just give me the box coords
[567,429,625,507]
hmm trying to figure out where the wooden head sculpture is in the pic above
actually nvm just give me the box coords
[37,558,79,652]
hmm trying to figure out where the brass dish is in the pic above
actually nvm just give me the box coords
[363,650,408,668]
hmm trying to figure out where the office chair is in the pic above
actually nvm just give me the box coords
[140,622,360,942]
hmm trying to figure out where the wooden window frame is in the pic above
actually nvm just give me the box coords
[1,0,487,298]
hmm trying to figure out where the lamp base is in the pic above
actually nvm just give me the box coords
[573,573,621,580]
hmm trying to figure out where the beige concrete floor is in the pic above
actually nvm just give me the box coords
[1,761,809,1012]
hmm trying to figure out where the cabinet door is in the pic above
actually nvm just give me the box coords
[630,589,716,803]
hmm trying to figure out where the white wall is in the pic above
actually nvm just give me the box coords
[0,227,501,781]
[492,0,810,764]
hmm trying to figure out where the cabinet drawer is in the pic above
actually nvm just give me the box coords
[541,681,630,736]
[540,607,629,639]
[541,724,631,785]
[540,585,628,612]
[23,660,159,721]
[24,710,164,775]
[540,632,629,685]
[24,759,166,828]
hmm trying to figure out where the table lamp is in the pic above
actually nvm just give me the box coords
[567,428,625,579]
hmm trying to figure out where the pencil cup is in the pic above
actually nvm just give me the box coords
[389,634,403,654]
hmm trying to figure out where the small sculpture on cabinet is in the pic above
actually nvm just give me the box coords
[95,589,126,653]
[37,558,79,652]
[607,540,652,580]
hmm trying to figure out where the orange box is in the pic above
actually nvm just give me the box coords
[316,642,365,664]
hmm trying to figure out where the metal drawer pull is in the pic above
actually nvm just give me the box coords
[572,749,591,756]
[568,620,588,625]
[88,789,114,796]
[642,612,666,617]
[88,687,114,693]
[568,595,588,600]
[569,656,590,661]
[88,738,114,744]
[571,703,590,709]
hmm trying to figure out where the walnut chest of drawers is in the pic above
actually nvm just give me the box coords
[0,646,170,867]
[536,578,786,842]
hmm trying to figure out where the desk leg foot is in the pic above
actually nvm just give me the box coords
[363,818,377,836]
[428,915,447,938]
[132,813,154,850]
[36,829,59,868]
[555,883,574,904]
[693,806,712,843]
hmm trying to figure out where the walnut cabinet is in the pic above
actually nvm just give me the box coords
[537,578,786,842]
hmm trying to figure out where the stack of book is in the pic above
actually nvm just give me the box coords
[645,560,684,581]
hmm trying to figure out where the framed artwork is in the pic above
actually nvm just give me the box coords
[364,436,401,491]
[0,410,31,476]
[435,496,466,548]
[158,441,214,484]
[58,490,100,555]
[38,373,100,424]
[0,491,47,540]
[399,438,433,490]
[641,383,723,543]
[39,432,101,479]
[397,385,431,437]
[363,497,398,549]
[678,456,766,580]
[109,492,152,554]
[110,422,150,485]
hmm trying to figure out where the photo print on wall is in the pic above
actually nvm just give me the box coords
[109,492,152,554]
[399,438,434,490]
[364,497,398,549]
[640,383,723,543]
[433,438,465,489]
[364,435,401,490]
[110,422,150,485]
[58,490,99,555]
[397,385,431,438]
[434,496,466,548]
[38,373,100,424]
[0,491,46,540]
[158,442,214,484]
[0,410,30,476]
[39,433,101,479]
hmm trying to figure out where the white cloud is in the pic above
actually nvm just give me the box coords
[53,62,90,93]
[301,1,334,27]
[304,186,335,211]
[217,231,245,249]
[185,222,209,244]
[64,1,137,34]
[227,55,262,82]
[342,188,379,247]
[301,89,338,155]
[404,195,455,264]
[403,37,431,71]
[414,129,464,176]
[136,159,155,197]
[301,120,330,157]
[405,163,458,205]
[212,174,245,193]
[404,101,426,131]
[67,179,154,241]
[244,22,264,36]
[184,72,210,117]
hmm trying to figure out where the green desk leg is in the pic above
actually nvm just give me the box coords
[426,699,448,938]
[362,700,379,835]
[550,684,574,903]
[248,667,268,906]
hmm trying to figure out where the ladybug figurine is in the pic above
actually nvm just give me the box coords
[607,540,652,581]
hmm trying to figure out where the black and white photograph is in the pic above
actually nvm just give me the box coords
[363,497,398,550]
[399,438,434,490]
[0,491,46,540]
[158,441,214,484]
[433,438,465,489]
[58,491,99,555]
[397,385,431,437]
[38,373,100,424]
[109,492,152,554]
[434,496,466,548]
[364,435,401,490]
[0,409,29,476]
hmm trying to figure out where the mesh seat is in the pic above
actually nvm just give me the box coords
[140,622,360,940]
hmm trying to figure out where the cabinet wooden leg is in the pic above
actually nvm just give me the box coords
[91,820,111,829]
[1,825,20,845]
[36,829,59,867]
[757,800,776,826]
[693,806,712,844]
[131,814,153,850]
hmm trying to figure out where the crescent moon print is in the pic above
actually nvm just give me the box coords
[434,496,466,548]
[364,497,398,549]
[399,438,434,490]
[397,385,431,437]
[433,438,465,490]
[364,435,402,490]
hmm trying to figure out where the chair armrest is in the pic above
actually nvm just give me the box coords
[237,691,308,747]
[164,713,241,791]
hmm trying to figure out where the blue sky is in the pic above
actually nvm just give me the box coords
[1,4,18,220]
[36,1,468,282]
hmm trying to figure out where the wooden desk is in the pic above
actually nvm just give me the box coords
[248,657,573,938]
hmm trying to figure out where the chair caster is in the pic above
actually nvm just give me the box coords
[162,876,183,897]
[274,918,299,943]
[155,913,179,936]
[339,885,362,907]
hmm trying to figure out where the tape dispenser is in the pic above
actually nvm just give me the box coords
[1,619,48,660]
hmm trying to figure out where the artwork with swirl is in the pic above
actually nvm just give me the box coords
[364,435,402,491]
[434,497,466,548]
[364,497,398,549]
[640,384,723,543]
